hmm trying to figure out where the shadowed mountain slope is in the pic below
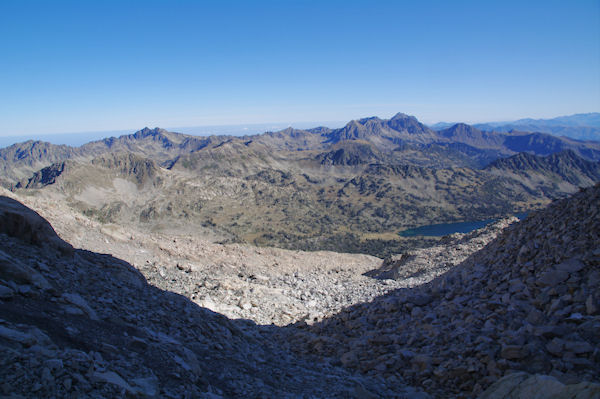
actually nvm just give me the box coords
[1,180,599,398]
[485,150,600,187]
[284,184,600,397]
[0,195,417,398]
[0,141,84,184]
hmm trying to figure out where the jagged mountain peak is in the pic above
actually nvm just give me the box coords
[439,123,485,138]
[325,112,432,144]
[358,116,384,124]
[386,112,431,134]
[445,122,481,132]
[85,127,178,150]
[389,112,416,121]
[326,119,372,142]
[132,127,170,138]
[279,126,295,133]
[306,126,332,135]
[9,139,43,148]
[2,139,72,154]
[346,119,366,128]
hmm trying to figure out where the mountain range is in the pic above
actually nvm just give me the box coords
[1,171,598,398]
[2,112,600,257]
[431,112,600,141]
[1,112,600,397]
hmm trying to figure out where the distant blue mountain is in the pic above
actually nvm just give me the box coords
[428,122,456,131]
[472,113,600,141]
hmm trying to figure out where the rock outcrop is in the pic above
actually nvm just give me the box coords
[0,196,73,254]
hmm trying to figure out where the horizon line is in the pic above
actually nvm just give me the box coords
[2,110,599,139]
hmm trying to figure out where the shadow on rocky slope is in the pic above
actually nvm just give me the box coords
[0,196,418,398]
[281,185,600,398]
[2,190,599,398]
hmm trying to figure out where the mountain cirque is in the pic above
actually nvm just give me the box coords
[0,187,511,328]
[1,184,599,397]
[2,113,600,257]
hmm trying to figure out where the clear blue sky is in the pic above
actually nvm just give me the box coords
[1,0,599,136]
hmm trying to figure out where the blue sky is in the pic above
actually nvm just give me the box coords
[1,0,599,136]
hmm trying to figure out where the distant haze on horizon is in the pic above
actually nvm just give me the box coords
[1,111,600,148]
[0,120,349,147]
[1,0,598,136]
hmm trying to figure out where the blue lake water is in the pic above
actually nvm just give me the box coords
[399,213,527,237]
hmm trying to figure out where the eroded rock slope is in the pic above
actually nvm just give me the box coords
[2,184,599,398]
[284,184,600,398]
[0,195,420,398]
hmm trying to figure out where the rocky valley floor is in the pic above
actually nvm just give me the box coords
[0,191,418,398]
[0,188,516,329]
[1,185,599,398]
